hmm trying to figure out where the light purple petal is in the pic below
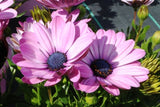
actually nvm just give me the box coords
[22,77,45,84]
[115,49,146,67]
[113,65,149,76]
[20,42,47,63]
[67,67,80,82]
[44,77,61,86]
[78,77,100,93]
[110,40,135,64]
[107,74,140,89]
[134,75,149,82]
[0,0,14,10]
[56,21,75,53]
[102,85,120,96]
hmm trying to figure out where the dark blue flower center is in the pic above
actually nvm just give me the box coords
[90,59,112,78]
[47,52,67,71]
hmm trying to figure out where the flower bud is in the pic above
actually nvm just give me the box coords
[152,31,160,48]
[137,5,149,21]
[85,95,97,105]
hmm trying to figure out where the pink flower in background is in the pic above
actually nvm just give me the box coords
[12,15,95,86]
[36,0,85,9]
[6,17,40,52]
[0,0,17,20]
[73,29,149,96]
[121,0,154,7]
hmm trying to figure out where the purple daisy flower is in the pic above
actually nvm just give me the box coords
[12,15,95,86]
[73,29,149,96]
[121,0,154,7]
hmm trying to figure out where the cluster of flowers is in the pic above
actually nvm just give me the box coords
[0,0,155,96]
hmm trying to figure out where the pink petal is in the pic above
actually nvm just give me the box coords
[12,53,25,64]
[20,42,47,63]
[102,85,120,96]
[115,49,146,67]
[67,32,95,63]
[67,67,80,82]
[97,77,112,86]
[134,75,149,82]
[89,38,100,59]
[113,65,149,76]
[50,16,65,49]
[44,77,61,86]
[107,74,140,89]
[21,68,55,79]
[32,23,54,54]
[115,32,126,47]
[67,9,80,22]
[110,40,135,64]
[16,60,47,69]
[75,62,93,78]
[56,21,75,53]
[102,30,117,60]
[82,50,94,65]
[22,77,45,84]
[78,77,100,93]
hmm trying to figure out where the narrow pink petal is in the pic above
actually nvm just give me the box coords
[102,85,120,96]
[56,21,75,53]
[67,67,80,82]
[0,8,17,19]
[50,16,65,49]
[22,77,45,84]
[115,32,126,47]
[97,77,112,86]
[44,77,61,86]
[113,65,149,76]
[67,32,95,62]
[78,77,100,93]
[21,68,55,79]
[134,75,149,82]
[102,30,116,60]
[17,60,47,69]
[51,9,68,20]
[107,74,140,89]
[115,49,146,67]
[90,39,100,59]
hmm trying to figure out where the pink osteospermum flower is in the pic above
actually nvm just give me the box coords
[36,0,85,9]
[0,0,17,20]
[6,17,42,52]
[121,0,154,7]
[12,16,95,86]
[73,29,149,96]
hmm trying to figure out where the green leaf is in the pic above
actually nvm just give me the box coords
[77,4,86,20]
[138,25,150,42]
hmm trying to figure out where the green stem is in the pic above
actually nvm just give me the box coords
[135,20,143,43]
[37,84,41,106]
[47,87,53,105]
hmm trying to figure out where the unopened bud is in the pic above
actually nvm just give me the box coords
[137,5,149,21]
[152,31,160,48]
